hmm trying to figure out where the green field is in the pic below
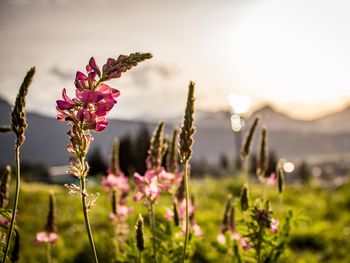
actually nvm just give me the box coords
[13,175,350,262]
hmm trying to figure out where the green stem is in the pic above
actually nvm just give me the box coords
[182,161,190,263]
[80,176,98,263]
[46,243,52,263]
[257,226,263,263]
[2,146,20,263]
[139,251,142,263]
[148,203,157,263]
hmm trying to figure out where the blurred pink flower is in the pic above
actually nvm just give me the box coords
[217,233,226,244]
[35,231,58,244]
[134,170,161,203]
[102,173,130,192]
[178,199,194,221]
[266,173,277,186]
[269,219,279,233]
[164,208,174,221]
[192,223,203,237]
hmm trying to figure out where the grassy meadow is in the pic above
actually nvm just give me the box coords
[14,175,350,263]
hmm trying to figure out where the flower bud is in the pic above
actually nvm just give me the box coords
[241,116,260,159]
[240,184,249,211]
[179,81,195,163]
[135,214,145,252]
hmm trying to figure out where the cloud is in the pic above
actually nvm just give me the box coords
[49,66,74,81]
[128,64,179,89]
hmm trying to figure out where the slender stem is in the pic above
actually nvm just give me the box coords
[139,251,142,263]
[46,243,52,263]
[148,203,157,263]
[2,146,20,263]
[80,176,98,263]
[182,161,190,263]
[257,226,263,263]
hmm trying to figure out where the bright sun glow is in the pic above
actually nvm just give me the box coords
[228,93,252,114]
[283,162,295,173]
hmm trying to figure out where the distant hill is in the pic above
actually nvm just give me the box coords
[1,97,350,166]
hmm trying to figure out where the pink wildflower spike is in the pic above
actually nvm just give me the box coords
[89,57,101,77]
[270,219,279,233]
[76,71,88,80]
[165,208,174,221]
[267,173,277,186]
[134,171,161,202]
[217,233,226,244]
[56,89,76,110]
[77,90,104,105]
[103,58,116,73]
[35,231,58,244]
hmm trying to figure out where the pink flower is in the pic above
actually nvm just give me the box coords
[181,221,203,237]
[102,173,130,192]
[178,199,195,221]
[134,170,161,203]
[269,219,279,233]
[217,233,226,244]
[192,223,203,237]
[164,208,174,221]
[266,173,277,186]
[157,169,175,190]
[35,231,58,244]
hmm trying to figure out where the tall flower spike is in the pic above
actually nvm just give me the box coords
[103,53,153,81]
[229,205,236,233]
[166,128,179,173]
[146,121,165,170]
[46,192,57,234]
[221,195,233,233]
[109,138,121,175]
[257,126,268,180]
[240,116,260,159]
[11,67,36,146]
[277,163,285,194]
[135,214,145,252]
[179,81,195,163]
[240,184,249,212]
[0,166,11,209]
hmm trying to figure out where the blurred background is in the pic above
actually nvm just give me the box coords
[1,0,350,185]
[1,1,350,262]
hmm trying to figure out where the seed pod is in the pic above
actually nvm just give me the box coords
[11,67,35,146]
[257,126,268,180]
[135,214,145,252]
[0,166,11,209]
[179,82,195,163]
[241,116,260,159]
[109,138,121,175]
[45,192,57,233]
[240,184,249,212]
[146,121,165,170]
[277,163,285,194]
[166,128,179,173]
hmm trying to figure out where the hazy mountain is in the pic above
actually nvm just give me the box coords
[1,97,350,167]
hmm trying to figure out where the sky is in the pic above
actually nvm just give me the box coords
[1,0,350,120]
